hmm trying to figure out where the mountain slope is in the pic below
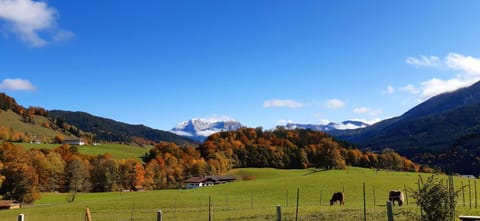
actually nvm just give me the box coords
[171,118,243,142]
[333,81,480,151]
[48,110,196,145]
[329,81,480,174]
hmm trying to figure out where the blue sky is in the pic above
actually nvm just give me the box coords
[1,0,480,130]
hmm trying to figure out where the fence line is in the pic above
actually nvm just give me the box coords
[12,178,478,221]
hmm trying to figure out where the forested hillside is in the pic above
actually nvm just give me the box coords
[48,110,196,146]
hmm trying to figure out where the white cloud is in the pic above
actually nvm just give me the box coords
[405,55,441,68]
[325,99,345,109]
[203,114,236,123]
[382,85,395,94]
[445,53,480,76]
[400,84,420,94]
[353,107,382,116]
[277,119,294,125]
[0,78,36,91]
[0,0,73,47]
[264,99,304,108]
[419,77,475,100]
[405,53,480,100]
[352,118,382,125]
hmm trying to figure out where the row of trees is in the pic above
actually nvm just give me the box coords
[198,127,426,173]
[0,141,213,204]
[0,128,427,204]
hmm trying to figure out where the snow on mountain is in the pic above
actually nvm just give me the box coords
[285,120,369,132]
[171,118,243,142]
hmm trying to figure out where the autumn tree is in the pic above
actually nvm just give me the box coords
[379,148,403,171]
[0,142,41,204]
[90,154,120,192]
[0,161,4,188]
[119,159,145,190]
[28,150,55,192]
[65,156,91,192]
[144,157,166,190]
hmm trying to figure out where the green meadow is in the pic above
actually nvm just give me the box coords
[18,143,151,160]
[1,167,479,221]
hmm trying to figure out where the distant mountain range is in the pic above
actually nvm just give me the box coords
[286,120,369,132]
[171,118,243,142]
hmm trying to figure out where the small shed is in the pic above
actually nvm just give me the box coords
[0,200,20,210]
[63,139,85,145]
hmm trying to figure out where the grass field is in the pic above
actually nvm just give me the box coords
[1,167,479,221]
[18,143,151,160]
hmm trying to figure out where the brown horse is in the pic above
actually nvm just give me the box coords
[388,190,404,206]
[330,192,345,205]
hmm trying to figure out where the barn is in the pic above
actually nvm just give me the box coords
[0,200,20,210]
[184,175,236,189]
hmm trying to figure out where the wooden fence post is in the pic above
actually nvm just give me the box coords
[276,205,282,221]
[208,195,212,221]
[469,179,472,209]
[404,184,409,205]
[85,208,92,221]
[363,182,367,221]
[286,190,289,207]
[251,192,254,209]
[295,188,300,221]
[17,214,24,221]
[386,201,394,221]
[320,188,322,208]
[475,179,477,209]
[156,210,163,221]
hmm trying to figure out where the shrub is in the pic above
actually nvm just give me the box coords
[410,175,458,221]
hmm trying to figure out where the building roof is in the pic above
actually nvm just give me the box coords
[184,175,236,184]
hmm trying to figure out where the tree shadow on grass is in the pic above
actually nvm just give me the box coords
[303,168,328,176]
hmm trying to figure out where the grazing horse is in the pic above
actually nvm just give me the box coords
[388,190,404,206]
[330,192,345,205]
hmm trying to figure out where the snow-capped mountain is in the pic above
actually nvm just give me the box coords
[171,118,243,142]
[285,120,369,132]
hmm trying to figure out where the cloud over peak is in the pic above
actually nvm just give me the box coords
[264,99,304,108]
[353,106,382,116]
[0,0,73,46]
[0,78,36,91]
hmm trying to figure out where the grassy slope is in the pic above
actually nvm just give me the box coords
[18,143,150,160]
[1,167,478,221]
[0,110,72,139]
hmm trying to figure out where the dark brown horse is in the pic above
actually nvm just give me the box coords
[330,192,345,205]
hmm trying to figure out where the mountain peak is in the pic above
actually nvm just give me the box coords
[171,118,243,142]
